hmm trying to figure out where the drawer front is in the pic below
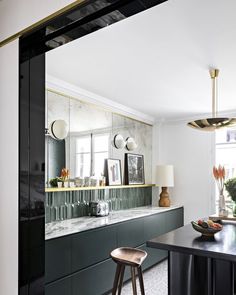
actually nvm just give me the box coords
[144,212,166,241]
[45,236,71,283]
[71,259,116,295]
[117,218,144,247]
[165,208,184,233]
[46,276,71,295]
[139,244,167,271]
[71,226,116,272]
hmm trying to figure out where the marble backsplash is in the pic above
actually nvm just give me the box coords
[45,187,152,223]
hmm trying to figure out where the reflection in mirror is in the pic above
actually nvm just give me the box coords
[45,89,152,187]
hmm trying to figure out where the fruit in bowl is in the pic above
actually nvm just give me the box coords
[191,219,223,237]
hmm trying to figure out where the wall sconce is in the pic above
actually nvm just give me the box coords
[126,137,137,151]
[49,119,68,140]
[113,134,126,149]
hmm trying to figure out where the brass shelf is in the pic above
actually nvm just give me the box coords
[45,184,155,193]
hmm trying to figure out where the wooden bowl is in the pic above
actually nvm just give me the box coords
[191,221,222,237]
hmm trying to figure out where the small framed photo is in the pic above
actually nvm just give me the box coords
[125,153,145,185]
[105,159,122,186]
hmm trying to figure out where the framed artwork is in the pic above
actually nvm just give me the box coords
[105,159,122,186]
[125,153,145,185]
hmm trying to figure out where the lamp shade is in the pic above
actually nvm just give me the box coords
[156,165,174,187]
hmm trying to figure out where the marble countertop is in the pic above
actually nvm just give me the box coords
[45,205,183,240]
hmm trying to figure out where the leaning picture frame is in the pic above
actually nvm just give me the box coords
[105,158,122,186]
[125,153,145,185]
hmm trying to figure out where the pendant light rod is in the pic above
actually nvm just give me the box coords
[187,67,236,131]
[210,68,219,118]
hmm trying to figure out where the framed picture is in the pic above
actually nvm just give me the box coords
[125,153,145,185]
[105,159,122,186]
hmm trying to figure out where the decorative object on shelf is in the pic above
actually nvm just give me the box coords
[187,68,236,131]
[191,220,222,237]
[213,165,228,216]
[49,119,68,140]
[225,177,236,217]
[126,137,138,151]
[156,165,174,207]
[105,159,122,186]
[113,134,126,149]
[45,183,154,193]
[99,175,106,186]
[61,168,69,187]
[125,153,145,185]
[75,177,84,187]
[49,177,62,188]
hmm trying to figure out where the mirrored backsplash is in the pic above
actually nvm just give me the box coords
[45,89,153,187]
[45,187,152,223]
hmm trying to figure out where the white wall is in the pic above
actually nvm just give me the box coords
[0,39,19,295]
[154,120,216,224]
[0,0,80,42]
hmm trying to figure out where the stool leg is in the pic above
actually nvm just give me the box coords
[131,266,137,295]
[137,266,145,295]
[112,264,121,295]
[118,265,125,295]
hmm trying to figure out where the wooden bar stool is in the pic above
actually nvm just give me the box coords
[110,247,147,295]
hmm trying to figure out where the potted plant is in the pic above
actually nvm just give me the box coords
[225,177,236,217]
[49,177,63,188]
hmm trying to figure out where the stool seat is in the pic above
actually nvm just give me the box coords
[111,247,147,267]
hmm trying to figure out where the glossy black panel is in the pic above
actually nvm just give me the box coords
[20,0,167,61]
[19,53,45,295]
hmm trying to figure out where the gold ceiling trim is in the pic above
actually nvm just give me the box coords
[0,0,87,48]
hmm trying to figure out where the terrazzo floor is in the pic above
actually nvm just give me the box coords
[109,259,168,295]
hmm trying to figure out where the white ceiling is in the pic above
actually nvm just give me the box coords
[46,0,236,121]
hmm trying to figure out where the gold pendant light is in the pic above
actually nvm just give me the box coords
[187,69,236,131]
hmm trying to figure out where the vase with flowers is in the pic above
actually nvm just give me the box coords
[213,165,228,217]
[225,177,236,217]
[61,168,69,187]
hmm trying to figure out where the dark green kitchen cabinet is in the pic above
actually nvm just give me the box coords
[165,207,184,233]
[45,207,184,295]
[45,276,71,295]
[117,218,144,247]
[71,259,116,295]
[71,226,116,272]
[45,236,71,283]
[139,244,167,270]
[143,212,166,241]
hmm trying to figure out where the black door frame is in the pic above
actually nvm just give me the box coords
[18,1,167,294]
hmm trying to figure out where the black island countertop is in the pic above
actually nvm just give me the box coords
[147,222,236,262]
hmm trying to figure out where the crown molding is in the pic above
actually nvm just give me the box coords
[46,75,155,126]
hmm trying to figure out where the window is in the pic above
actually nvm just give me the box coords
[75,133,109,178]
[75,136,91,178]
[93,134,109,177]
[215,127,236,204]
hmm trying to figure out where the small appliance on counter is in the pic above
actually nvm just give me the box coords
[89,201,109,217]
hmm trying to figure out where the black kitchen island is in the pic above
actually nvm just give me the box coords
[147,222,236,295]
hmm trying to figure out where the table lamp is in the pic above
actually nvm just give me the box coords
[156,165,174,207]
